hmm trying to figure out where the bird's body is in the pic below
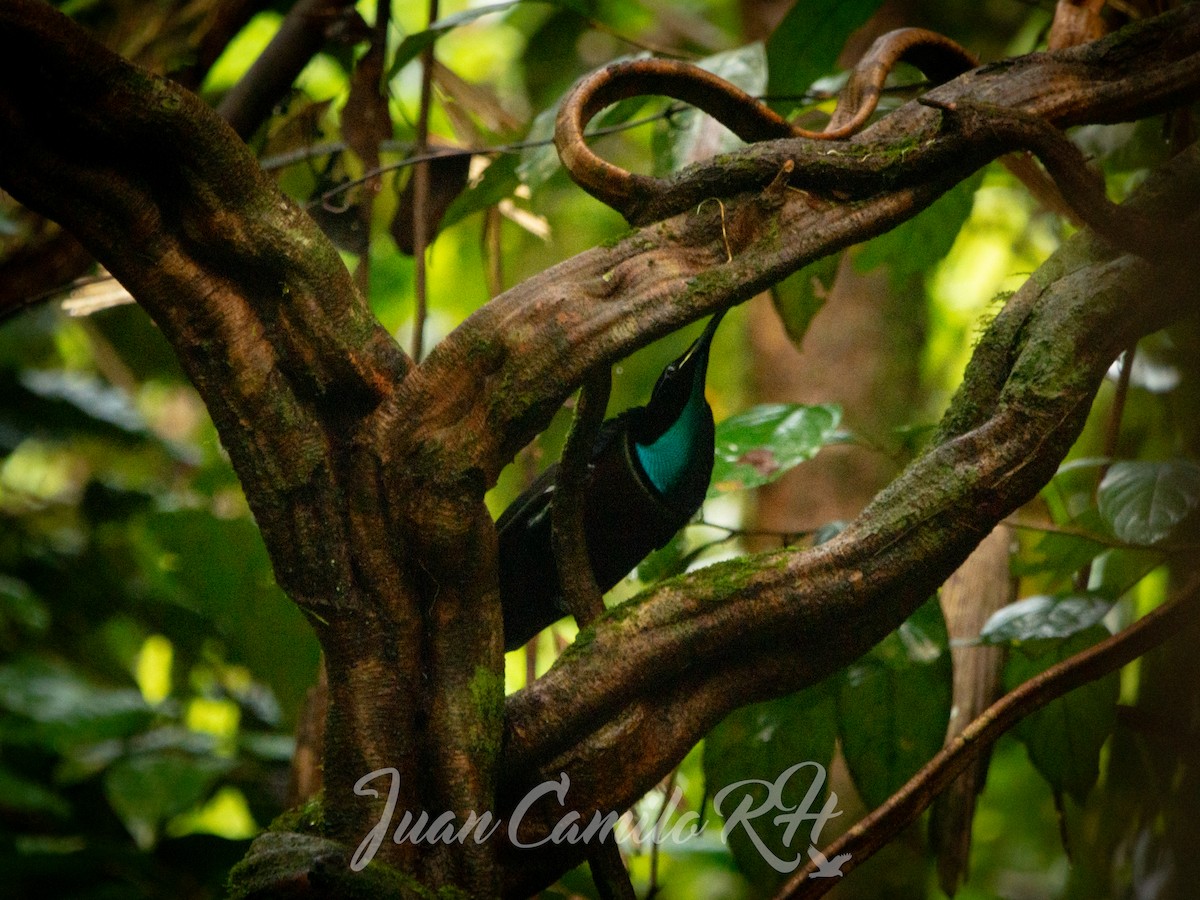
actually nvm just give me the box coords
[497,313,724,650]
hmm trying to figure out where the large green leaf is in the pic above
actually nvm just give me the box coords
[439,152,520,233]
[103,750,232,849]
[770,254,840,348]
[765,0,883,104]
[0,657,151,752]
[837,597,951,808]
[1097,459,1200,545]
[1004,627,1119,803]
[709,403,841,497]
[980,594,1115,645]
[132,510,320,721]
[516,103,563,191]
[703,683,838,888]
[855,170,985,287]
[664,44,768,174]
[1009,526,1106,581]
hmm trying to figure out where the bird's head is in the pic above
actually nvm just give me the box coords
[647,311,724,416]
[636,310,725,446]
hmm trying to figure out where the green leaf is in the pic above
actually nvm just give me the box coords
[0,764,71,819]
[1098,459,1200,545]
[0,657,151,752]
[1004,627,1118,803]
[0,369,145,448]
[439,152,520,232]
[1021,634,1117,772]
[855,170,985,287]
[133,510,320,721]
[837,597,951,807]
[704,684,838,888]
[103,751,232,849]
[1087,548,1163,602]
[666,44,768,173]
[770,254,840,348]
[388,2,522,82]
[19,369,146,433]
[516,103,562,191]
[981,594,1114,645]
[634,528,690,585]
[765,0,883,104]
[709,403,841,497]
[0,575,49,636]
[1009,527,1105,581]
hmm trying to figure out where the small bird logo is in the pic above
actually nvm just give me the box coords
[806,846,851,878]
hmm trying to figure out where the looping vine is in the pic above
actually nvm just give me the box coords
[552,26,1192,258]
[553,27,976,222]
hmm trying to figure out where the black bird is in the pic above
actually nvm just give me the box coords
[496,311,725,650]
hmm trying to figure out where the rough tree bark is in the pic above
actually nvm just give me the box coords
[1,2,1199,896]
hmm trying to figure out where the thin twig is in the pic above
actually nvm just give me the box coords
[549,367,632,897]
[647,769,680,898]
[772,581,1200,899]
[350,0,391,297]
[217,0,355,140]
[296,84,929,208]
[410,0,438,362]
[551,370,613,627]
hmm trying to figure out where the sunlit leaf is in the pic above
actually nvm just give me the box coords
[838,597,950,807]
[704,683,838,888]
[1086,548,1163,602]
[1098,459,1200,545]
[709,403,841,496]
[388,2,521,81]
[1004,627,1118,802]
[104,751,232,849]
[980,594,1114,645]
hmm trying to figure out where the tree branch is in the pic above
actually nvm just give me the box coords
[552,370,614,627]
[217,0,359,140]
[415,4,1200,490]
[0,0,354,323]
[775,580,1200,898]
[4,3,1200,894]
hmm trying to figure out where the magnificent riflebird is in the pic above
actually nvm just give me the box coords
[496,311,725,650]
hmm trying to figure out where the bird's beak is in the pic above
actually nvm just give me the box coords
[677,309,726,369]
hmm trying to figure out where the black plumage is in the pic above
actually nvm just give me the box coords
[496,313,724,650]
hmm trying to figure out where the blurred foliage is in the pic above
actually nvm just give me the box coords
[2,0,1198,898]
